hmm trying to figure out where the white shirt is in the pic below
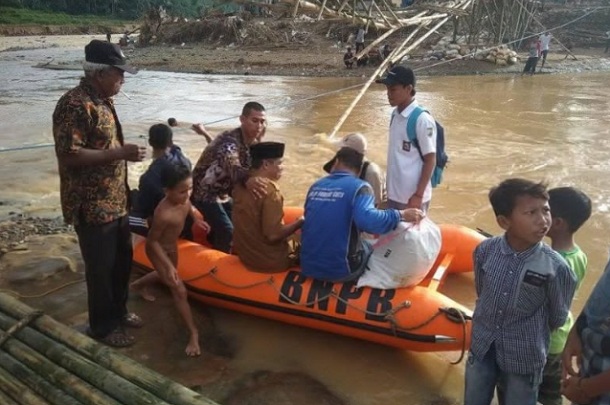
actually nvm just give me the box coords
[387,100,436,205]
[356,28,365,43]
[540,34,552,51]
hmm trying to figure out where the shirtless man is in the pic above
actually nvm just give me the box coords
[131,162,210,356]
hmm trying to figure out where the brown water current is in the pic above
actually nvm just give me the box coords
[1,38,610,404]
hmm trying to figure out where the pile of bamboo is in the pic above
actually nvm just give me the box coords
[0,293,219,405]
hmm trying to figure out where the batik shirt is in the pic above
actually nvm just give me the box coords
[191,128,250,203]
[52,78,128,226]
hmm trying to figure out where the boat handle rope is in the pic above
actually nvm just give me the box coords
[386,306,469,364]
[0,310,43,349]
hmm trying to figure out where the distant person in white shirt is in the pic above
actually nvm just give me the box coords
[605,30,610,53]
[355,26,366,53]
[539,32,552,68]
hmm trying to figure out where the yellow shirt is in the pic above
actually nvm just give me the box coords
[232,181,293,272]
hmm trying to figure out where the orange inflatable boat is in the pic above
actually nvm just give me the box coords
[132,207,484,353]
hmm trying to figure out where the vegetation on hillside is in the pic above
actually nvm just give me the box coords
[0,0,222,20]
[0,6,128,25]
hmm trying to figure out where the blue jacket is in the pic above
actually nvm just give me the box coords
[135,145,192,218]
[301,171,401,281]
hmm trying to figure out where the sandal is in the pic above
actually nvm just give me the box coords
[121,312,144,328]
[97,328,135,348]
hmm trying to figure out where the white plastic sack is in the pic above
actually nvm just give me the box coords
[357,218,442,289]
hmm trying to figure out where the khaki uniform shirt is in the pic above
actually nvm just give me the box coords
[232,181,292,272]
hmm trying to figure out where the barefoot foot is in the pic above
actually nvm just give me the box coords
[185,336,201,357]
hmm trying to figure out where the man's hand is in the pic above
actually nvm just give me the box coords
[121,144,147,162]
[561,377,593,404]
[562,327,583,379]
[195,218,211,233]
[191,123,206,135]
[245,176,269,199]
[191,123,213,143]
[400,208,424,224]
[407,194,423,209]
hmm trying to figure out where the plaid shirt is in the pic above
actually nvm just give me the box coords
[470,236,577,375]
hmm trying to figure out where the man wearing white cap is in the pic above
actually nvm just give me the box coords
[323,133,386,207]
[52,40,145,348]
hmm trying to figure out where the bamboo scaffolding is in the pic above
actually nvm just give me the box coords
[0,325,122,405]
[328,0,472,139]
[0,312,172,405]
[0,351,83,405]
[328,22,427,139]
[317,0,329,20]
[0,293,218,405]
[513,0,577,60]
[381,0,403,27]
[392,0,473,62]
[0,365,49,405]
[371,0,395,29]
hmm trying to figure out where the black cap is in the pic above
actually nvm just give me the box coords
[85,40,138,74]
[250,142,285,160]
[375,65,415,87]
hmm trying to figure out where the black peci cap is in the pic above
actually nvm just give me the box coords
[250,142,285,160]
[375,65,415,87]
[85,40,138,74]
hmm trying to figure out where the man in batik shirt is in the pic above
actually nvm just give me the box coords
[53,40,145,348]
[191,101,268,253]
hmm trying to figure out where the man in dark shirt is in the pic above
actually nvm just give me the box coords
[53,40,144,348]
[191,101,269,253]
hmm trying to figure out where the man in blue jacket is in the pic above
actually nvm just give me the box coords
[301,146,424,282]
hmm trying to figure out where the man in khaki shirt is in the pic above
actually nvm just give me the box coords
[233,142,304,272]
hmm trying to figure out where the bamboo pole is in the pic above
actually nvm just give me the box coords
[0,293,219,405]
[353,17,408,59]
[0,312,171,405]
[328,0,471,139]
[328,23,426,139]
[0,351,83,405]
[381,0,403,27]
[513,0,577,60]
[363,0,375,33]
[371,0,395,30]
[0,366,49,405]
[0,325,122,405]
[317,0,329,20]
[291,0,300,18]
[337,0,350,13]
[0,388,19,405]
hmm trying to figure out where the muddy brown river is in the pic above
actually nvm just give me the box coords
[1,35,609,404]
